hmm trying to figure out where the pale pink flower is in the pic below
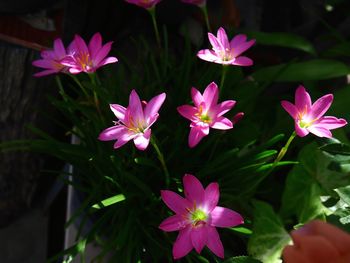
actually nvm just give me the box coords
[281,85,347,138]
[181,0,206,7]
[177,82,236,147]
[32,38,68,77]
[125,0,161,9]
[61,33,118,74]
[159,174,244,259]
[98,90,166,150]
[197,27,255,66]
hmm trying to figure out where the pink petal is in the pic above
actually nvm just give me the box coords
[144,93,166,121]
[204,182,219,212]
[210,206,244,228]
[73,34,89,54]
[188,126,208,148]
[217,27,230,51]
[53,38,66,58]
[208,33,222,51]
[32,59,56,69]
[128,90,144,124]
[177,105,198,122]
[295,122,309,137]
[147,114,159,128]
[295,86,312,113]
[133,129,151,150]
[203,82,219,109]
[183,174,205,205]
[308,126,332,138]
[173,227,193,259]
[159,215,188,232]
[232,56,253,66]
[191,87,204,107]
[97,56,118,67]
[206,226,224,258]
[98,125,126,141]
[310,94,333,120]
[313,116,347,130]
[212,100,236,116]
[160,190,191,215]
[68,67,83,74]
[281,100,298,119]
[110,104,126,121]
[191,226,208,253]
[33,69,58,77]
[93,41,113,65]
[232,39,255,57]
[210,116,233,130]
[197,49,221,63]
[88,32,102,59]
[60,56,76,67]
[230,34,247,49]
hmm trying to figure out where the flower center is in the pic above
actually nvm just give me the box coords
[195,105,211,123]
[77,52,92,70]
[191,209,208,226]
[221,48,232,61]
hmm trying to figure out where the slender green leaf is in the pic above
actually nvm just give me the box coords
[91,194,126,210]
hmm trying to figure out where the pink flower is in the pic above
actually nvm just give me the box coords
[281,85,347,138]
[61,33,118,74]
[159,174,244,259]
[32,38,68,77]
[181,0,206,7]
[177,82,236,147]
[125,0,161,9]
[98,90,166,150]
[197,27,255,66]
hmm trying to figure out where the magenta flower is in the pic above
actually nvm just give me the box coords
[197,27,255,66]
[32,38,68,77]
[181,0,206,7]
[125,0,161,9]
[61,33,118,74]
[98,90,166,150]
[159,174,244,259]
[281,85,347,138]
[177,82,236,147]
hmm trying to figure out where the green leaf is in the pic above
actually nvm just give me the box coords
[321,42,350,58]
[320,143,350,156]
[248,201,290,263]
[223,256,262,263]
[229,226,253,235]
[252,59,349,82]
[91,194,126,210]
[245,31,316,55]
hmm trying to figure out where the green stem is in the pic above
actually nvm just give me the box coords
[200,5,211,32]
[220,65,228,95]
[69,74,89,98]
[55,75,68,101]
[89,73,101,111]
[151,136,170,187]
[273,131,296,165]
[148,7,161,47]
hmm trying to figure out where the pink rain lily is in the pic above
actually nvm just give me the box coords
[177,82,236,147]
[197,27,255,66]
[98,90,166,150]
[32,38,68,77]
[181,0,206,7]
[124,0,161,9]
[281,85,347,138]
[159,174,244,259]
[61,33,118,74]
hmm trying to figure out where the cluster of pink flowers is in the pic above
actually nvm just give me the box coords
[32,17,349,259]
[32,33,118,77]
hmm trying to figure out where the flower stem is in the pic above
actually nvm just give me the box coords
[69,74,90,99]
[148,7,161,47]
[273,131,296,165]
[151,136,170,187]
[220,65,228,95]
[89,73,103,118]
[200,5,211,32]
[55,75,68,101]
